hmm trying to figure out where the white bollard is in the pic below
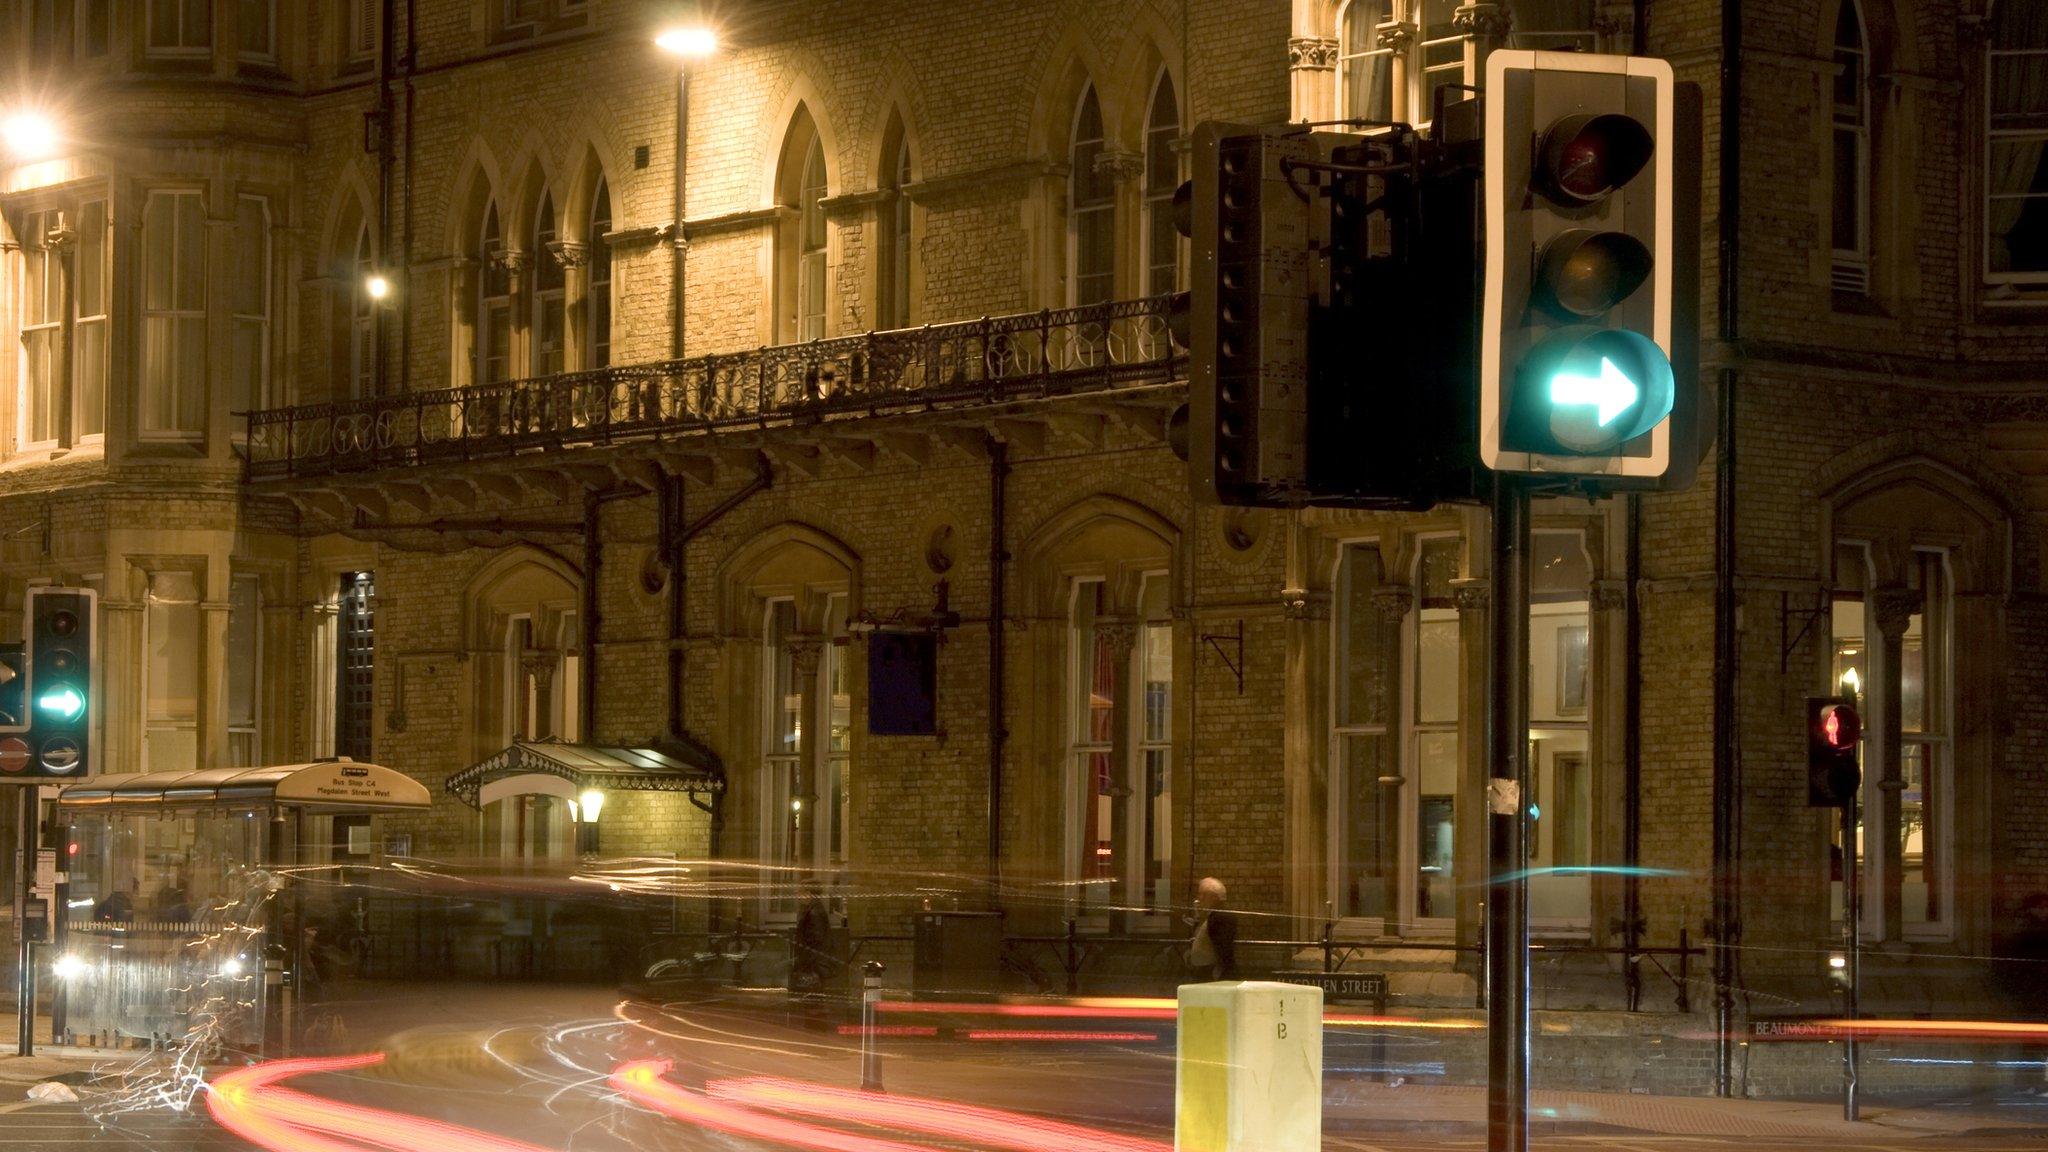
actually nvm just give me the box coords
[1175,981,1323,1152]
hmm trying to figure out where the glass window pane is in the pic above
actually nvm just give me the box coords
[77,201,106,317]
[147,575,200,724]
[1339,545,1389,727]
[144,194,174,310]
[176,192,206,309]
[1338,733,1389,919]
[1833,128,1861,252]
[227,578,259,728]
[1415,731,1457,919]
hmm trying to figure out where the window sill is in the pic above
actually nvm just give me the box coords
[2,441,105,472]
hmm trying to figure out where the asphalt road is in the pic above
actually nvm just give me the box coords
[1,982,2045,1151]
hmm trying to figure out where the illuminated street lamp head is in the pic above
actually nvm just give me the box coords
[654,25,718,57]
[578,788,605,822]
[2,111,59,161]
[364,273,391,301]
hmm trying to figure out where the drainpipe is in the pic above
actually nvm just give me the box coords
[579,486,645,740]
[987,438,1010,897]
[1712,0,1744,1098]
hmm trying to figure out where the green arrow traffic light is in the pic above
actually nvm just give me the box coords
[1517,327,1675,455]
[36,686,84,722]
[1549,358,1639,427]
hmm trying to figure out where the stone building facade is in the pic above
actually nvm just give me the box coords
[3,0,2047,1072]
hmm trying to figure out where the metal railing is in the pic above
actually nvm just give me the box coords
[246,296,1185,481]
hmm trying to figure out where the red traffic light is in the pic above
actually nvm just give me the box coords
[1537,113,1654,205]
[1821,702,1861,749]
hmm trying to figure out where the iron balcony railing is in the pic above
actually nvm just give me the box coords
[246,296,1186,481]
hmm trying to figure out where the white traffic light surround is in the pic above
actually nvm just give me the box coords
[1480,51,1679,480]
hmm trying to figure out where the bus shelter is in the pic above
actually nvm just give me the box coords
[51,760,429,1052]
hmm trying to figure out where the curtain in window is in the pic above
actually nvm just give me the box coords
[75,201,107,437]
[20,212,57,445]
[1338,0,1392,122]
[1990,4,2048,274]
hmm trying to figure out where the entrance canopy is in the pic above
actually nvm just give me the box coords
[57,759,431,811]
[446,738,724,809]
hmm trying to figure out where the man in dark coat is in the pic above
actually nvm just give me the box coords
[1188,876,1239,982]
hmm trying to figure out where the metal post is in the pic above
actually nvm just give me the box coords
[1842,799,1859,1120]
[1485,476,1531,1152]
[16,789,36,1057]
[860,960,885,1091]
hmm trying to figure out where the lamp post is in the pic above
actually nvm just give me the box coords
[654,25,719,361]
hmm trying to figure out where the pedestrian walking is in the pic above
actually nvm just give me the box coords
[1187,876,1239,982]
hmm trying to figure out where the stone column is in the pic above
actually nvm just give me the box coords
[1376,21,1419,124]
[1871,585,1917,940]
[200,597,231,769]
[787,636,825,872]
[1456,3,1512,85]
[1096,619,1139,927]
[1289,37,1340,123]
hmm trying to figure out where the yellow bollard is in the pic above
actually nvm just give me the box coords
[1175,981,1323,1152]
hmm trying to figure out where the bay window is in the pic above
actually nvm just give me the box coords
[142,190,207,439]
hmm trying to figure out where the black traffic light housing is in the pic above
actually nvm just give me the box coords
[0,643,24,733]
[1806,695,1862,808]
[23,587,93,779]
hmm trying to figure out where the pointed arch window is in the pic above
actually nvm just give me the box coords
[1142,71,1182,296]
[798,142,828,342]
[776,111,829,344]
[1832,0,1871,292]
[477,206,511,385]
[1987,1,2048,281]
[879,120,914,330]
[1068,84,1115,307]
[349,220,375,399]
[532,193,565,376]
[587,177,612,368]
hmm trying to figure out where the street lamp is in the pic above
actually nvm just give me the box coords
[654,26,718,58]
[578,788,605,855]
[364,273,392,302]
[2,111,60,161]
[653,24,719,358]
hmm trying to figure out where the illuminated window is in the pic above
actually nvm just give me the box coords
[1065,576,1176,917]
[17,210,60,448]
[336,571,375,762]
[1331,543,1394,922]
[775,108,829,344]
[144,572,201,773]
[760,595,851,914]
[1336,0,1393,122]
[231,195,271,416]
[227,576,261,766]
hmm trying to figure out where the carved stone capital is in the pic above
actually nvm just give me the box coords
[1371,584,1415,623]
[1281,587,1330,621]
[786,635,825,678]
[1589,579,1627,613]
[1094,620,1139,657]
[1956,13,1993,46]
[1871,586,1919,640]
[1374,19,1418,53]
[1093,149,1147,183]
[41,216,75,251]
[492,248,531,276]
[1452,2,1513,39]
[1289,36,1340,71]
[547,239,589,269]
[520,649,554,690]
[1452,578,1490,613]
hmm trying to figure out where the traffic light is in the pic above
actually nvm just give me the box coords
[1185,122,1318,505]
[22,587,93,778]
[1480,51,1701,485]
[1181,113,1485,510]
[0,643,24,733]
[1806,696,1862,808]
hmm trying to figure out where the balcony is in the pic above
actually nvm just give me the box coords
[246,297,1184,484]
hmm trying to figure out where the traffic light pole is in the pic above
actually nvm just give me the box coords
[1842,798,1860,1120]
[1486,475,1531,1152]
[15,788,35,1057]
